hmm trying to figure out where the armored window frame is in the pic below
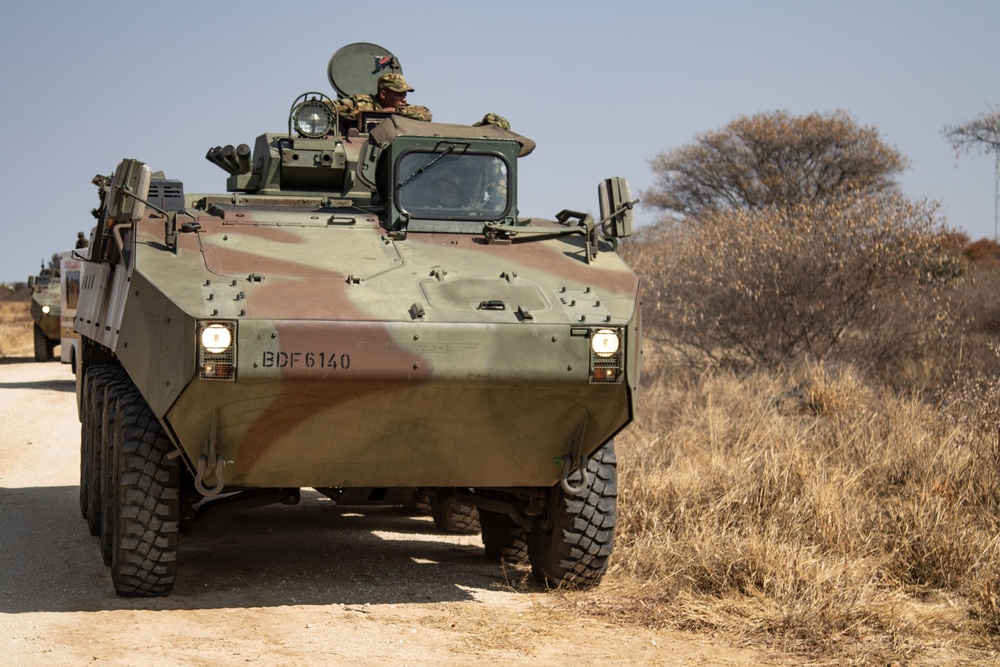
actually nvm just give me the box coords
[393,148,512,226]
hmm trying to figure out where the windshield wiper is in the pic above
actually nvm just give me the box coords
[396,146,455,189]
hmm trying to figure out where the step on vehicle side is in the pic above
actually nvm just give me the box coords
[74,43,642,596]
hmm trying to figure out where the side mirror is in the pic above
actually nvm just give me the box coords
[107,159,152,223]
[27,276,35,288]
[598,177,635,239]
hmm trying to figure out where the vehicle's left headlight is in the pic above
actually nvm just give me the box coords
[41,305,51,314]
[292,100,334,138]
[198,321,237,380]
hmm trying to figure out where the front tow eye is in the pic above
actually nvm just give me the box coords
[195,455,226,496]
[560,454,592,495]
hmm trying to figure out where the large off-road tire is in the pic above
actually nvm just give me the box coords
[107,379,179,597]
[33,324,52,362]
[99,368,134,562]
[526,441,617,588]
[430,497,482,534]
[480,509,528,563]
[402,489,432,515]
[80,365,116,534]
[79,369,97,519]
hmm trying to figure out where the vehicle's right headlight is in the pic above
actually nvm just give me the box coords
[591,329,620,358]
[589,327,624,384]
[292,100,334,138]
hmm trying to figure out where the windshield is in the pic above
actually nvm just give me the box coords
[396,151,510,222]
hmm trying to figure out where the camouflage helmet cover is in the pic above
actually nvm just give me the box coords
[378,73,414,92]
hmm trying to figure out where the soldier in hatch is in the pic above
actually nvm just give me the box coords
[331,73,432,124]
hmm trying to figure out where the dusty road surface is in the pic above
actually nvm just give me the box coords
[0,359,788,666]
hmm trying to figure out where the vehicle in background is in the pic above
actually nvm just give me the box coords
[27,263,60,362]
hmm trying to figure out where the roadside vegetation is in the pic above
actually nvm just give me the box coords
[0,286,32,358]
[546,110,1000,665]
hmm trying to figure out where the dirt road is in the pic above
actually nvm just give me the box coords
[0,359,783,666]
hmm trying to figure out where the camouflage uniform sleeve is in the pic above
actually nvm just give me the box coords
[331,94,376,122]
[396,105,433,122]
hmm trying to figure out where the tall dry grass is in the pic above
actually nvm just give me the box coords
[0,298,33,358]
[566,349,1000,665]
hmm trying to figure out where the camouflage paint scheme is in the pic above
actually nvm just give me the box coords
[30,271,61,342]
[76,81,639,496]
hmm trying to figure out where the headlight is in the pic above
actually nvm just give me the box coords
[589,327,624,384]
[591,329,620,358]
[201,324,232,353]
[41,305,51,314]
[198,321,237,381]
[293,100,334,138]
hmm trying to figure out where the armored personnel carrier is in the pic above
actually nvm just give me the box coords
[28,263,61,362]
[75,43,641,597]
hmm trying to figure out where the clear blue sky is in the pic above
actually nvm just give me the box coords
[1,0,996,282]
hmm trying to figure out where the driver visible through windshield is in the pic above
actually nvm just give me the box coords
[396,152,509,221]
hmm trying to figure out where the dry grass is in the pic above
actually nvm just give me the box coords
[561,347,1000,665]
[0,298,33,358]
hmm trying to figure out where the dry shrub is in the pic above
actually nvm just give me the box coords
[0,298,32,358]
[577,352,1000,665]
[0,282,31,302]
[621,194,952,375]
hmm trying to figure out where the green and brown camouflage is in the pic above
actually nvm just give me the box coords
[28,265,60,361]
[74,43,641,596]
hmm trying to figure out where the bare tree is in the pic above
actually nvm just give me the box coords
[647,110,907,218]
[944,107,1000,240]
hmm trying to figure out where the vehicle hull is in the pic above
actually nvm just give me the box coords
[83,205,640,491]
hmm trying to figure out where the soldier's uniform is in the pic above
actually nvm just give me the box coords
[331,73,432,123]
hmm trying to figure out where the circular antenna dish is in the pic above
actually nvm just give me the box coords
[327,42,403,98]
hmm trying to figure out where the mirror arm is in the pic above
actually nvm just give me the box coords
[596,198,639,235]
[110,183,170,219]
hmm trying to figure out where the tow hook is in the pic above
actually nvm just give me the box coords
[195,455,226,496]
[559,453,592,495]
[196,409,226,496]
